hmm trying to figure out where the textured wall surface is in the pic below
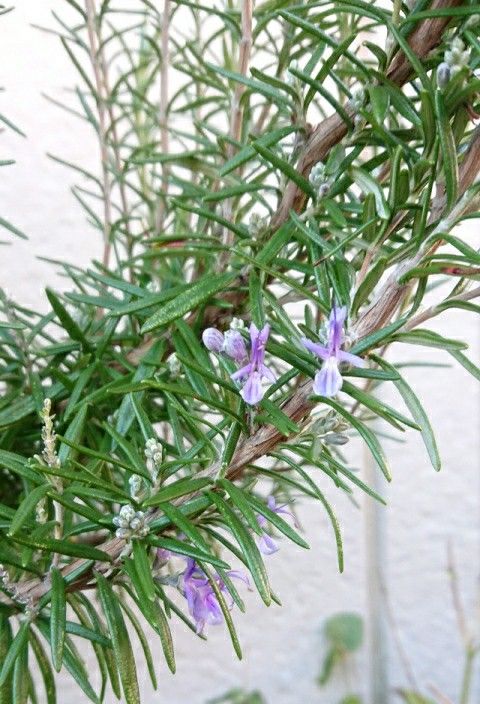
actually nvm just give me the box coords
[1,5,479,703]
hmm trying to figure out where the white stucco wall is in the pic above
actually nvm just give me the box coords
[1,4,479,703]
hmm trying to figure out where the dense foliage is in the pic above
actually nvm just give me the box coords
[1,1,480,702]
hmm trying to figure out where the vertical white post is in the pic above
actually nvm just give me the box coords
[364,442,389,702]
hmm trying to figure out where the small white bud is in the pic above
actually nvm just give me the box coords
[437,62,451,89]
[309,162,331,198]
[167,352,181,376]
[113,504,149,540]
[129,474,142,500]
[444,36,470,76]
[145,438,163,482]
[229,317,245,331]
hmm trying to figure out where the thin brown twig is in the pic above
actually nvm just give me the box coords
[85,0,113,269]
[428,686,455,704]
[447,541,469,645]
[228,0,253,159]
[95,21,136,283]
[155,0,171,235]
[404,285,480,331]
[219,0,253,266]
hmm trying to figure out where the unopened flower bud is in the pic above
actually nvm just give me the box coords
[202,327,224,353]
[167,352,181,376]
[324,433,349,446]
[248,213,267,237]
[444,37,470,77]
[309,162,327,188]
[437,62,451,88]
[350,86,366,112]
[113,504,149,540]
[145,438,162,481]
[129,474,142,500]
[36,497,48,524]
[230,317,245,331]
[223,330,248,363]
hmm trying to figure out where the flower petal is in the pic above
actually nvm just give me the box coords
[257,532,279,555]
[249,322,259,345]
[313,358,343,397]
[276,505,300,530]
[240,371,264,405]
[337,350,366,368]
[301,337,329,360]
[260,364,276,383]
[329,305,347,354]
[226,570,252,590]
[231,363,253,381]
[258,324,270,346]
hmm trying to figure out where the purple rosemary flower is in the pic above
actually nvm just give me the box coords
[256,496,298,556]
[231,323,276,406]
[202,327,224,353]
[301,305,365,397]
[181,559,249,634]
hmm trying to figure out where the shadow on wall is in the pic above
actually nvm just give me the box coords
[209,549,479,704]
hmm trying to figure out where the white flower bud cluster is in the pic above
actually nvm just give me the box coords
[248,213,268,237]
[444,37,470,77]
[309,162,330,198]
[129,474,143,501]
[167,352,181,377]
[39,399,60,469]
[310,410,350,452]
[350,86,366,112]
[145,438,162,482]
[113,504,149,540]
[36,497,48,524]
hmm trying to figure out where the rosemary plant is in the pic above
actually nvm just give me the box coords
[1,1,480,702]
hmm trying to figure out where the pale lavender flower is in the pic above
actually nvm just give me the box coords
[202,327,224,353]
[231,323,276,405]
[256,496,298,556]
[302,305,365,397]
[156,548,172,562]
[181,559,249,634]
[223,329,248,363]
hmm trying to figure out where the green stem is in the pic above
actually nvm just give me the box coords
[459,646,476,704]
